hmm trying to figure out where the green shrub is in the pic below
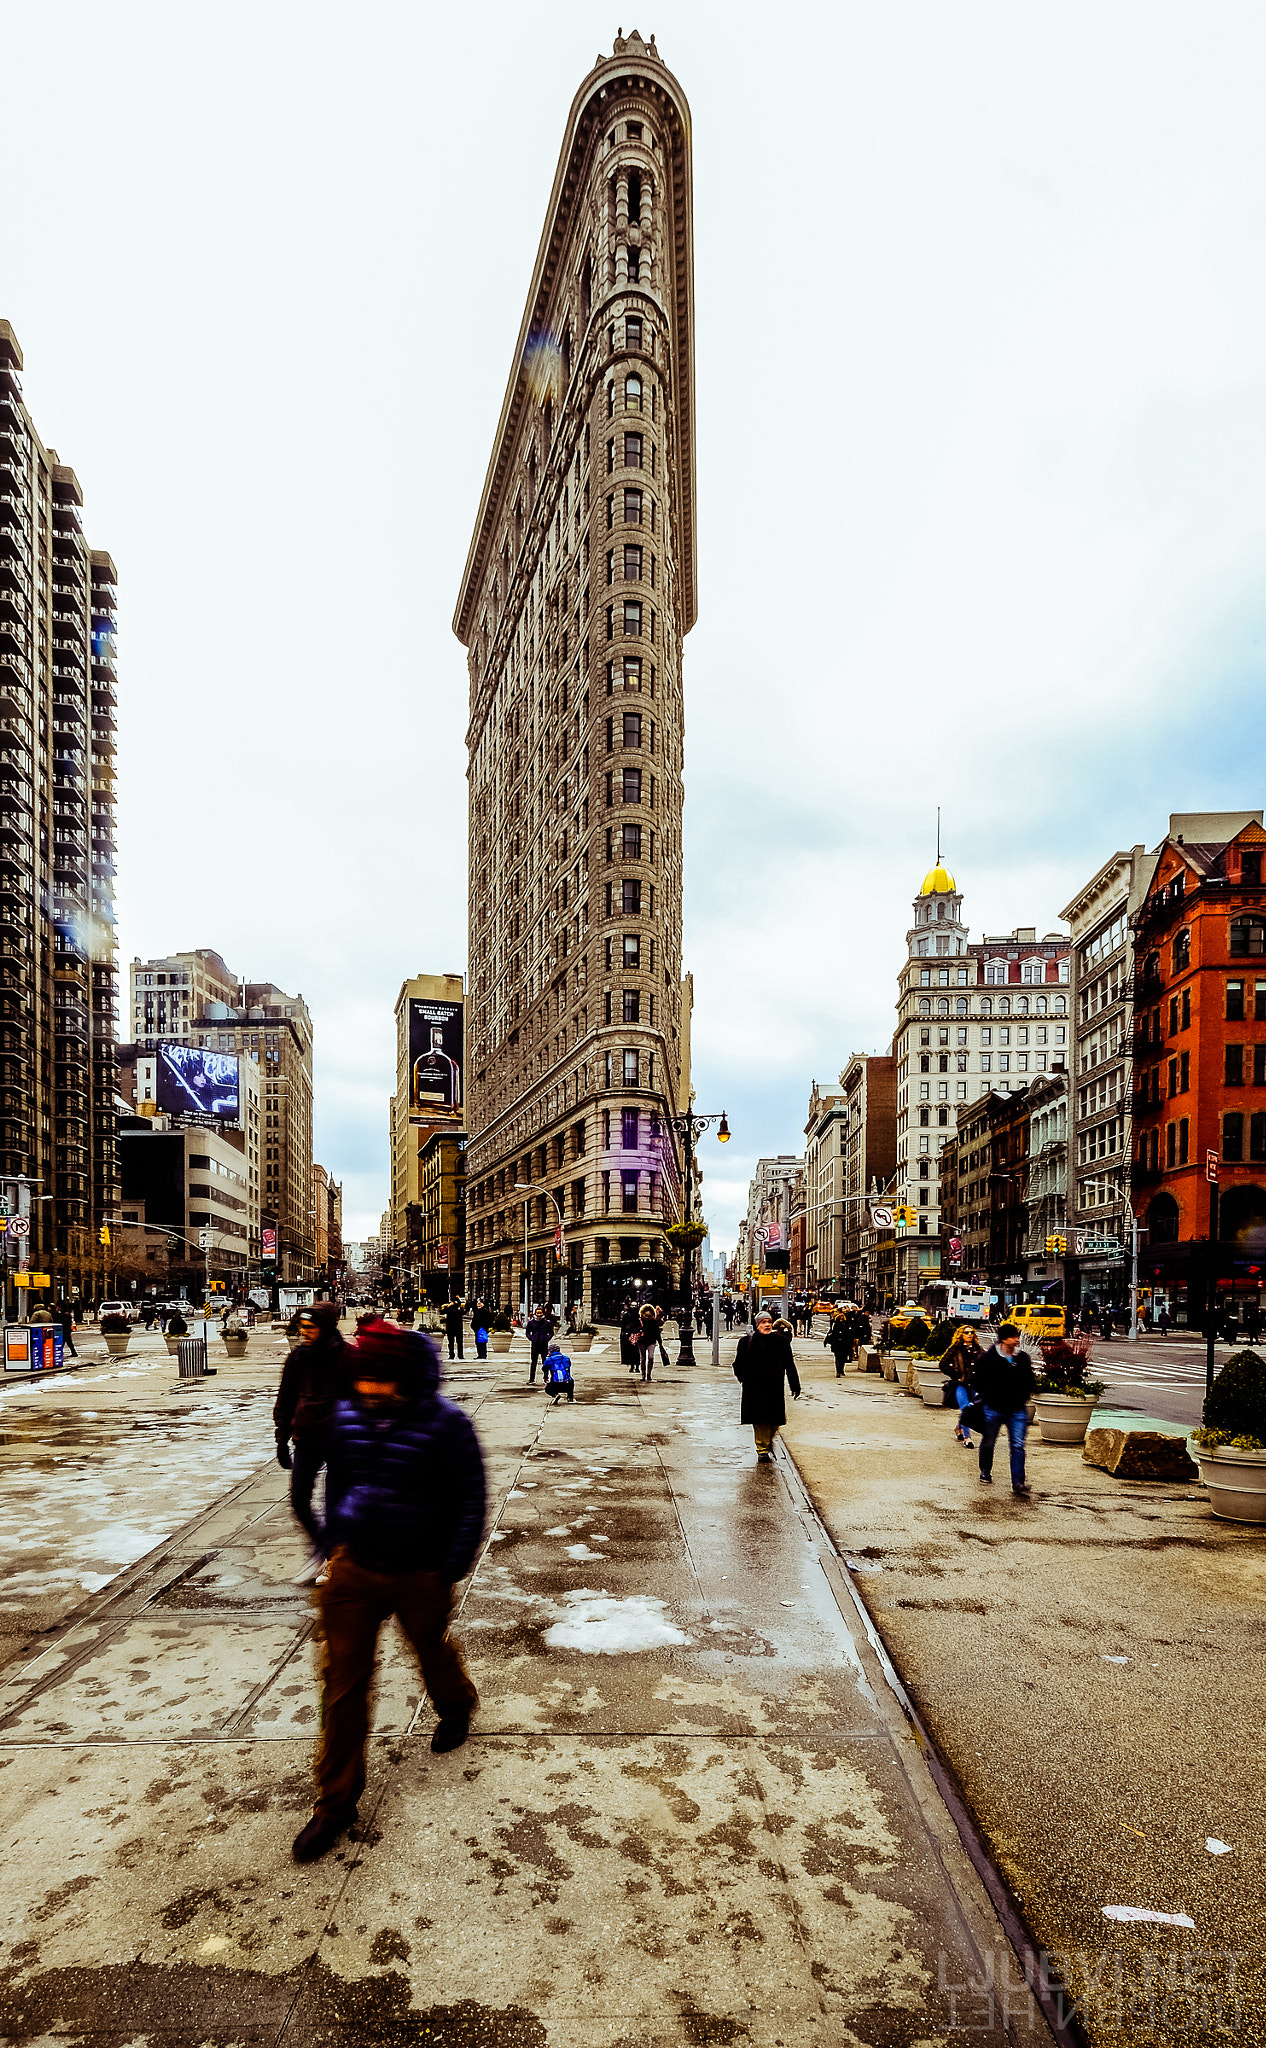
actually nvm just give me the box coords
[1199,1348,1266,1449]
[924,1319,964,1359]
[491,1312,514,1333]
[99,1313,130,1335]
[901,1316,932,1354]
[167,1313,188,1336]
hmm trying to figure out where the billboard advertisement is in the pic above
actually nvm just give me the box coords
[262,1227,277,1264]
[155,1043,240,1120]
[409,999,462,1114]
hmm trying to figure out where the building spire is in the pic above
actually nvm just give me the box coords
[936,806,941,865]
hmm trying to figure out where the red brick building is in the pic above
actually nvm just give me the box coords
[1131,810,1266,1327]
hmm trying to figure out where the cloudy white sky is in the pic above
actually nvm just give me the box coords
[5,1,1266,1248]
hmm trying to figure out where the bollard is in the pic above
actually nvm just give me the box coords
[177,1335,207,1379]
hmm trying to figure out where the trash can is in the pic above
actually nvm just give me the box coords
[177,1335,207,1379]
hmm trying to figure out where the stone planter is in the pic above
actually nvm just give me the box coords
[103,1333,130,1357]
[902,1356,923,1397]
[220,1334,249,1359]
[569,1333,594,1353]
[1194,1443,1266,1523]
[489,1332,514,1354]
[164,1334,184,1355]
[916,1364,948,1409]
[1034,1393,1100,1446]
[882,1349,907,1384]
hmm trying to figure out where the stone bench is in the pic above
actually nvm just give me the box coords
[1083,1428,1198,1482]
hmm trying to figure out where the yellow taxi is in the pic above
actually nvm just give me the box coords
[1006,1303,1066,1343]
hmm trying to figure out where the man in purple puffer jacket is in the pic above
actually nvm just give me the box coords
[292,1318,486,1865]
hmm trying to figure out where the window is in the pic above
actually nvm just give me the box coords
[624,433,643,468]
[919,1107,930,1125]
[918,998,931,1018]
[621,1107,639,1147]
[1253,1111,1266,1161]
[1179,1117,1189,1164]
[1182,988,1191,1029]
[622,767,642,804]
[1172,929,1190,972]
[1258,982,1266,1021]
[1181,1050,1189,1092]
[622,989,639,1023]
[621,878,641,914]
[624,544,642,580]
[1256,1045,1266,1086]
[624,488,642,524]
[1226,1044,1244,1086]
[607,438,615,474]
[980,1054,991,1073]
[623,935,640,968]
[999,1054,1010,1073]
[622,822,642,859]
[623,1051,639,1086]
[986,961,1007,984]
[1224,1112,1245,1162]
[621,1168,640,1213]
[626,316,642,349]
[919,1054,930,1073]
[624,600,642,635]
[1243,851,1263,886]
[625,375,642,412]
[623,711,642,747]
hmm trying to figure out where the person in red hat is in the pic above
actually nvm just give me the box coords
[292,1317,486,1865]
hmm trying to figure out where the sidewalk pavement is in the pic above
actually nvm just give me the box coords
[0,1330,1046,2045]
[780,1337,1265,2044]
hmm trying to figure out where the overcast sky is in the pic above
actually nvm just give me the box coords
[5,1,1266,1249]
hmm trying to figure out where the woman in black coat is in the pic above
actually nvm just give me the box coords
[733,1306,801,1461]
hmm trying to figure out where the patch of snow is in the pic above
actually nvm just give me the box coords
[543,1590,690,1654]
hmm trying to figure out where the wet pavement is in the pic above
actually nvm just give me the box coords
[0,1329,1042,2045]
[782,1342,1266,2047]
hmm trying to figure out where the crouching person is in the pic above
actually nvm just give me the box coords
[542,1340,575,1404]
[292,1319,486,1865]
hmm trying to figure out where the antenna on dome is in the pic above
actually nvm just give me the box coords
[936,806,941,864]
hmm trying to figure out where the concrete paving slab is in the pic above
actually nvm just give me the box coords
[2,1617,304,1741]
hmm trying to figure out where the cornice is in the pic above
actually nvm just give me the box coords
[454,44,696,651]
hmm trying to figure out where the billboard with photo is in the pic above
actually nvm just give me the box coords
[155,1043,241,1120]
[409,999,463,1114]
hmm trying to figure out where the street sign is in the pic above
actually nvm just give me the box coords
[870,1205,894,1230]
[14,1272,51,1288]
[7,1217,29,1239]
[198,1229,210,1250]
[1207,1151,1219,1184]
[436,1242,449,1268]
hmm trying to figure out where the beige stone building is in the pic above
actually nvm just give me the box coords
[0,320,120,1303]
[128,949,236,1044]
[454,32,696,1320]
[313,1163,329,1277]
[389,971,466,1256]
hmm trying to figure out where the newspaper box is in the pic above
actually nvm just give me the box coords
[3,1325,65,1372]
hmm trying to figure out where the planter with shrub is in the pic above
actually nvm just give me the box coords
[1033,1337,1105,1446]
[1191,1348,1266,1523]
[568,1324,597,1353]
[489,1312,514,1355]
[164,1311,188,1355]
[100,1313,131,1356]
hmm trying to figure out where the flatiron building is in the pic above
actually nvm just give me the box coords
[454,32,697,1319]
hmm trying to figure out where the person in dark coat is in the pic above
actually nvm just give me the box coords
[292,1318,485,1865]
[940,1326,984,1447]
[971,1325,1037,1495]
[733,1306,801,1461]
[825,1312,853,1377]
[273,1300,351,1577]
[443,1299,465,1360]
[620,1300,642,1371]
[526,1307,553,1383]
[57,1301,78,1358]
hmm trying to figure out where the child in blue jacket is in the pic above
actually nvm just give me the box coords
[542,1342,574,1403]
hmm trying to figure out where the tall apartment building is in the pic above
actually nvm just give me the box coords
[741,1156,804,1285]
[803,1083,847,1289]
[125,951,313,1281]
[1061,841,1160,1313]
[838,1052,897,1307]
[892,858,1070,1301]
[454,32,696,1319]
[0,320,119,1301]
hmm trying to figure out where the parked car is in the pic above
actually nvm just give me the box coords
[97,1299,136,1323]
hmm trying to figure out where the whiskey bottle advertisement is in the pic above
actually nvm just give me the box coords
[410,1001,463,1112]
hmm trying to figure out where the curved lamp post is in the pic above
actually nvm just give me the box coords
[663,1110,729,1365]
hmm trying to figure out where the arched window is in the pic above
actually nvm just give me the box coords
[606,383,615,420]
[980,997,993,1017]
[1017,996,1030,1016]
[998,997,1011,1017]
[625,374,643,413]
[1054,996,1066,1015]
[955,997,968,1016]
[918,998,930,1017]
[936,998,949,1018]
[1036,995,1048,1015]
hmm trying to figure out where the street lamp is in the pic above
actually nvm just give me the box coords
[661,1109,730,1366]
[514,1181,565,1323]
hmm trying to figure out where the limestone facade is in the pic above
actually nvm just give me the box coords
[454,34,696,1315]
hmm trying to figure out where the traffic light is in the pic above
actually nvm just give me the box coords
[1045,1233,1067,1256]
[894,1205,918,1228]
[99,1225,111,1247]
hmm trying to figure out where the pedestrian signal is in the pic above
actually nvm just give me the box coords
[99,1225,111,1247]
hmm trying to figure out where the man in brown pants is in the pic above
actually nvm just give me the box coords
[292,1319,486,1865]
